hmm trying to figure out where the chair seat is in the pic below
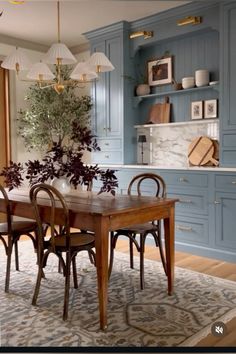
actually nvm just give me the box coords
[0,221,37,235]
[117,222,158,233]
[53,232,95,248]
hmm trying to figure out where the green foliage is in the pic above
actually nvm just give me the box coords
[17,66,93,152]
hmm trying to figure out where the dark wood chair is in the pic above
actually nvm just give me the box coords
[29,183,96,321]
[0,184,38,292]
[108,173,167,290]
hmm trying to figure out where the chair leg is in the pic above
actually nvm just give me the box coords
[158,235,167,275]
[72,255,78,289]
[14,240,19,271]
[63,252,71,321]
[140,234,145,290]
[129,234,136,269]
[32,253,46,305]
[5,235,13,293]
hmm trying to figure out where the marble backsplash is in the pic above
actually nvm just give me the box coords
[136,120,219,167]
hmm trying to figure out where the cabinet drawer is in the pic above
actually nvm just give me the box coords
[175,216,209,245]
[97,139,122,151]
[161,172,208,188]
[215,174,236,191]
[92,151,122,164]
[168,189,208,216]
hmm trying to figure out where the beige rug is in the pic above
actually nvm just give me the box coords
[0,241,236,348]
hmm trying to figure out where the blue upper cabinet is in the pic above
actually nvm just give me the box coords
[84,21,137,164]
[220,1,236,166]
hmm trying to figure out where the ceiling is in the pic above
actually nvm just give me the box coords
[0,0,190,51]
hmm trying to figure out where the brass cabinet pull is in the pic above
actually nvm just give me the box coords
[104,143,109,146]
[176,225,193,232]
[105,155,109,158]
[103,127,106,131]
[179,199,192,203]
[214,200,221,204]
[231,181,236,184]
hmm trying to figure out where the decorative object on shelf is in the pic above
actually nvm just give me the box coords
[204,99,218,119]
[188,136,219,166]
[147,96,171,124]
[148,57,172,86]
[195,69,209,87]
[129,31,153,40]
[182,76,195,89]
[191,101,203,120]
[138,135,147,165]
[177,16,202,26]
[172,77,182,90]
[1,1,114,94]
[136,84,150,96]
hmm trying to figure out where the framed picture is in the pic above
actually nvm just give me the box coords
[191,101,203,120]
[204,99,218,118]
[148,57,172,86]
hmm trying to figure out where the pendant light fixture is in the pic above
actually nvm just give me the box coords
[1,1,114,93]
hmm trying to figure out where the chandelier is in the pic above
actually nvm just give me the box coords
[1,1,114,94]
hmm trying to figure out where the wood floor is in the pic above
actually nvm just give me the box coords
[116,239,236,347]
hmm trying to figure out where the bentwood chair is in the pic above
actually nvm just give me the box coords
[0,184,38,292]
[29,183,96,321]
[108,173,167,290]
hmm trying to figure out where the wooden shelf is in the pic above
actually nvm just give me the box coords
[133,84,219,106]
[134,118,219,129]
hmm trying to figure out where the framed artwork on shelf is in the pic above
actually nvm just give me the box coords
[204,99,218,118]
[148,57,172,86]
[191,101,203,120]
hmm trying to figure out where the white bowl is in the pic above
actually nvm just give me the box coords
[182,77,195,89]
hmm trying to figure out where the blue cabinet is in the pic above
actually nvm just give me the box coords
[220,2,236,165]
[104,167,236,263]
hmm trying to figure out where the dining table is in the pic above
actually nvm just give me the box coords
[0,187,178,330]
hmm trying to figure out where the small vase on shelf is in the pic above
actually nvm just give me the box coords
[136,84,150,96]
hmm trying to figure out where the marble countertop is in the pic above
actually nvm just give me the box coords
[98,164,236,172]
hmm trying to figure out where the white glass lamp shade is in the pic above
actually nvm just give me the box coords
[1,48,32,72]
[87,52,114,73]
[70,62,98,82]
[26,62,55,81]
[43,43,76,65]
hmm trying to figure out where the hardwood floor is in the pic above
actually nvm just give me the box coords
[115,239,236,347]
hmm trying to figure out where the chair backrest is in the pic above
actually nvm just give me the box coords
[0,184,12,234]
[29,183,71,252]
[127,173,167,198]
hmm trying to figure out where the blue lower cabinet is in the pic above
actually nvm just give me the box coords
[175,216,209,246]
[168,188,208,216]
[215,191,236,250]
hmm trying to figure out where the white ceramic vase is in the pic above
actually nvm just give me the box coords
[136,84,150,96]
[51,177,71,194]
[195,70,209,87]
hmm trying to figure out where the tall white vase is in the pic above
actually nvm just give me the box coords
[51,177,71,194]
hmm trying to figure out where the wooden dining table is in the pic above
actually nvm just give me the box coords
[0,188,178,330]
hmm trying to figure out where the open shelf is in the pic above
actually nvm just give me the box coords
[133,84,219,107]
[134,118,219,129]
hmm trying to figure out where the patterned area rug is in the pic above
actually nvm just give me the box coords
[0,241,236,348]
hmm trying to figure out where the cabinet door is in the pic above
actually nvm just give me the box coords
[91,37,122,139]
[215,191,236,250]
[91,42,107,138]
[105,36,122,137]
[221,2,236,130]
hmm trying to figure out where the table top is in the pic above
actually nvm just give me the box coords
[4,188,178,217]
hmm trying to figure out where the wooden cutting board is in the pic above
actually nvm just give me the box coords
[147,96,171,124]
[188,136,219,166]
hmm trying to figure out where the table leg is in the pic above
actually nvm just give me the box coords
[164,205,175,295]
[94,216,109,330]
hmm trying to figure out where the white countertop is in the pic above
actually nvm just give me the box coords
[98,164,236,172]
